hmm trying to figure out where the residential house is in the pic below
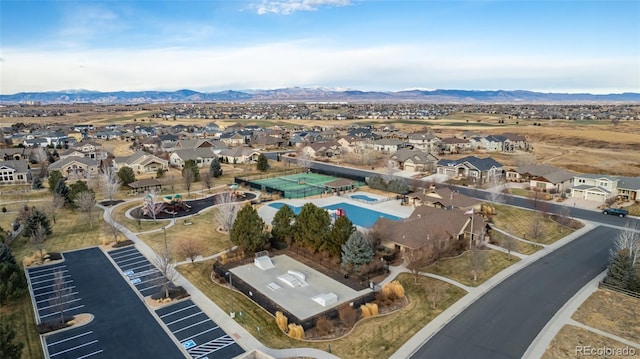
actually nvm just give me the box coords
[23,138,48,148]
[70,141,107,160]
[301,142,341,158]
[617,176,640,201]
[440,137,471,154]
[390,149,438,172]
[174,139,213,150]
[570,174,619,203]
[113,151,168,174]
[170,148,218,168]
[372,138,407,153]
[219,132,247,146]
[407,133,440,153]
[507,164,575,193]
[218,147,260,164]
[0,148,31,161]
[502,133,530,151]
[48,157,99,180]
[95,131,122,140]
[0,160,30,185]
[372,206,485,261]
[337,136,363,154]
[407,187,481,211]
[252,135,285,150]
[436,156,503,183]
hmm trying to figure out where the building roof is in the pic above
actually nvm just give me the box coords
[0,160,29,173]
[48,156,98,170]
[572,184,611,194]
[575,173,619,182]
[128,178,162,189]
[514,164,575,184]
[392,149,437,164]
[172,148,216,161]
[437,156,503,171]
[409,187,480,209]
[617,176,640,190]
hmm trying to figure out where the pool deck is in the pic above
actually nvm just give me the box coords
[257,191,414,229]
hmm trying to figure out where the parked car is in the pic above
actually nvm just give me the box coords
[602,208,628,217]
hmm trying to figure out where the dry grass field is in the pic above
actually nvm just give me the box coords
[542,325,634,359]
[572,289,640,343]
[423,250,520,287]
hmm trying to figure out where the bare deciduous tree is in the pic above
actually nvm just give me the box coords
[49,270,73,323]
[426,280,447,309]
[487,176,505,206]
[106,218,124,244]
[612,221,640,266]
[468,249,487,282]
[382,157,399,182]
[214,192,239,232]
[529,213,544,241]
[30,223,48,260]
[144,188,164,223]
[201,170,213,193]
[74,191,96,228]
[50,193,65,224]
[556,206,572,233]
[407,249,424,284]
[499,231,519,261]
[296,149,312,171]
[183,168,194,196]
[101,165,122,204]
[32,147,49,179]
[177,238,205,264]
[152,252,180,299]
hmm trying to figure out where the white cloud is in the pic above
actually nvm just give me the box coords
[255,0,351,15]
[1,41,637,94]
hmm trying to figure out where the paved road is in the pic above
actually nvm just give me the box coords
[37,248,185,358]
[410,226,615,359]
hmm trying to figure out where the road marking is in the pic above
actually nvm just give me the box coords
[27,265,66,275]
[39,304,85,319]
[134,276,163,286]
[182,339,196,349]
[173,319,216,334]
[31,280,74,291]
[28,269,69,280]
[138,283,163,294]
[47,331,93,346]
[39,297,82,310]
[166,312,203,326]
[31,274,71,286]
[76,349,104,359]
[122,263,156,273]
[177,326,220,343]
[37,291,78,304]
[49,340,99,357]
[117,258,148,267]
[159,304,197,318]
[34,286,77,298]
[110,250,139,260]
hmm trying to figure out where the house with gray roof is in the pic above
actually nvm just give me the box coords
[372,138,407,153]
[0,160,30,185]
[508,164,575,193]
[570,174,619,203]
[617,176,640,201]
[48,156,98,180]
[436,156,503,184]
[170,148,218,168]
[0,148,31,162]
[113,151,168,174]
[218,147,260,164]
[390,149,438,172]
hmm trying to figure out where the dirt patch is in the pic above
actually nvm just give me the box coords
[572,289,640,343]
[542,325,637,359]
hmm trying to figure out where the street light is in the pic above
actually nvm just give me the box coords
[162,227,168,259]
[226,271,235,318]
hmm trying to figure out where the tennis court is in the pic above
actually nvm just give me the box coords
[236,172,360,198]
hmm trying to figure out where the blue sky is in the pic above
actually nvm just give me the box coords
[1,0,638,94]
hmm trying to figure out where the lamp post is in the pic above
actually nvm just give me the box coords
[226,271,235,318]
[162,227,168,259]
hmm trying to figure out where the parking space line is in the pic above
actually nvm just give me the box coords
[49,340,98,357]
[139,283,163,293]
[27,264,66,274]
[37,291,78,304]
[123,263,156,273]
[34,286,77,298]
[173,319,216,334]
[32,280,74,291]
[31,274,71,286]
[115,257,146,266]
[110,250,139,260]
[29,269,68,280]
[76,349,104,359]
[159,304,197,318]
[47,331,93,346]
[190,336,236,358]
[40,304,84,319]
[38,297,82,310]
[133,276,163,286]
[167,311,204,326]
[179,326,220,343]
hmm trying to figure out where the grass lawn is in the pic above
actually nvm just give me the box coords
[138,208,233,261]
[10,207,107,262]
[626,202,640,216]
[491,204,579,245]
[424,250,520,287]
[507,188,532,197]
[177,262,466,359]
[0,295,44,359]
[542,325,633,359]
[571,289,640,343]
[491,231,544,255]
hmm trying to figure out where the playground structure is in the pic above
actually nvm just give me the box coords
[163,194,191,213]
[326,207,346,223]
[141,193,191,218]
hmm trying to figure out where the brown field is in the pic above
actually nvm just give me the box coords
[542,325,636,359]
[572,289,640,343]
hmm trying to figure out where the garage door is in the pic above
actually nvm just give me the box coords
[586,191,605,202]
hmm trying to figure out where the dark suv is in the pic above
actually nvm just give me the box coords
[602,208,629,217]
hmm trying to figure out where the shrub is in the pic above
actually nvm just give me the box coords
[315,316,333,336]
[2,207,6,213]
[37,317,73,334]
[360,304,371,318]
[287,323,304,339]
[367,175,386,191]
[112,239,134,248]
[338,303,358,326]
[387,178,410,194]
[275,311,288,332]
[366,302,379,316]
[391,280,405,298]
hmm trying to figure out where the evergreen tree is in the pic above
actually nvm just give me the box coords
[230,205,268,252]
[47,170,63,192]
[256,153,269,172]
[69,180,93,203]
[23,209,52,238]
[210,157,223,177]
[271,204,296,243]
[117,166,136,186]
[0,319,24,359]
[325,215,355,257]
[341,231,374,271]
[293,203,331,251]
[182,159,200,182]
[387,178,410,194]
[54,180,72,207]
[0,244,26,303]
[156,167,165,179]
[603,249,634,289]
[31,176,43,190]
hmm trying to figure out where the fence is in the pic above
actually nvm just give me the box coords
[599,282,640,299]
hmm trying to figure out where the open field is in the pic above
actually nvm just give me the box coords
[572,289,640,343]
[542,325,636,359]
[423,250,519,287]
[110,200,170,233]
[177,262,466,358]
[491,231,544,255]
[491,204,580,245]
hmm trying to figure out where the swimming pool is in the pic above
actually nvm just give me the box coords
[267,202,401,228]
[350,194,378,202]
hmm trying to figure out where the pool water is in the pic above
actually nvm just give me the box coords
[268,202,401,228]
[350,194,378,202]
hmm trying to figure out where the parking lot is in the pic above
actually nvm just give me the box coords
[108,246,165,297]
[156,299,244,359]
[26,262,85,322]
[25,247,185,358]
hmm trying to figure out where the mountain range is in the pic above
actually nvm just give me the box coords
[1,88,639,104]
